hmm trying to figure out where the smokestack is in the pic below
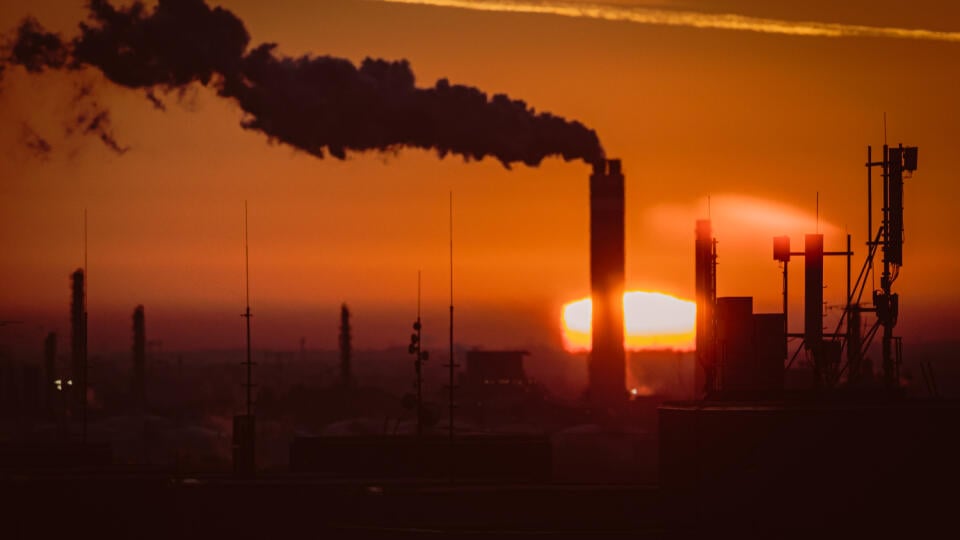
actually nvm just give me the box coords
[132,305,145,411]
[695,220,717,398]
[43,332,56,414]
[588,159,626,406]
[339,303,352,388]
[70,269,86,416]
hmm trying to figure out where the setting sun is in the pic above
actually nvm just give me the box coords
[562,291,696,352]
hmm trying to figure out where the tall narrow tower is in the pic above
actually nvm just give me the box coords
[70,269,86,419]
[132,305,145,411]
[804,234,825,387]
[339,303,352,388]
[695,220,717,398]
[589,159,626,406]
[43,332,57,414]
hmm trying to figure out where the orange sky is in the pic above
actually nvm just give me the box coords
[1,0,959,353]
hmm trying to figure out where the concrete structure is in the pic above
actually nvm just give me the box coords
[462,350,528,388]
[694,220,716,398]
[43,332,56,414]
[804,234,825,386]
[660,401,960,533]
[132,305,145,411]
[589,159,626,406]
[70,269,86,416]
[714,297,785,399]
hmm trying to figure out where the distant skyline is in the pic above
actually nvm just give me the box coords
[2,0,959,353]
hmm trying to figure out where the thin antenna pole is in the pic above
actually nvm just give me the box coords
[816,192,820,234]
[448,191,455,445]
[82,209,88,444]
[883,112,888,147]
[83,209,88,277]
[243,202,252,418]
[867,146,873,248]
[244,202,250,310]
[416,270,423,437]
[239,200,255,474]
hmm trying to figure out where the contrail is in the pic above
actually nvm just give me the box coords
[376,0,960,42]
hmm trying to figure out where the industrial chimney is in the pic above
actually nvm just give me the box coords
[589,159,626,406]
[339,303,353,388]
[132,305,145,411]
[70,269,86,419]
[44,332,57,415]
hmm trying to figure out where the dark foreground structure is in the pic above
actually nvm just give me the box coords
[3,475,662,539]
[659,399,960,535]
[290,435,551,481]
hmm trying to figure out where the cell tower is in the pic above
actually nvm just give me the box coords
[774,143,916,392]
[408,271,428,436]
[234,202,256,475]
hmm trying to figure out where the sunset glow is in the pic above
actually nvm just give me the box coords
[562,291,696,352]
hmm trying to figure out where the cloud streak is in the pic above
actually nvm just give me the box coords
[377,0,960,42]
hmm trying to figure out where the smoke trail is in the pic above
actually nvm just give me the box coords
[0,0,603,165]
[377,0,960,42]
[20,123,52,159]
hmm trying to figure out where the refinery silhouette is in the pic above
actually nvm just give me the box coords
[2,1,959,538]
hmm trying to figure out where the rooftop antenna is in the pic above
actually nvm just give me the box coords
[243,201,252,418]
[82,209,88,444]
[883,112,888,147]
[237,200,256,474]
[418,269,424,435]
[816,192,820,234]
[83,209,88,277]
[446,191,458,454]
[409,271,426,436]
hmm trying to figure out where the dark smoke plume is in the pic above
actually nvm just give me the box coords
[20,123,52,158]
[7,17,68,74]
[0,0,603,166]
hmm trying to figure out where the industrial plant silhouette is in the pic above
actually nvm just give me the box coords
[2,1,959,538]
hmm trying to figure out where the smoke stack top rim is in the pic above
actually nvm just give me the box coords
[591,158,623,177]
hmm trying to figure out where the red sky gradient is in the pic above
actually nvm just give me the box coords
[1,0,959,354]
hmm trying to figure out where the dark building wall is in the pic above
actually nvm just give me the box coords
[0,364,42,418]
[715,298,784,398]
[44,332,56,413]
[464,350,528,385]
[589,159,626,404]
[753,313,786,395]
[290,435,551,481]
[660,402,960,533]
[716,297,753,393]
